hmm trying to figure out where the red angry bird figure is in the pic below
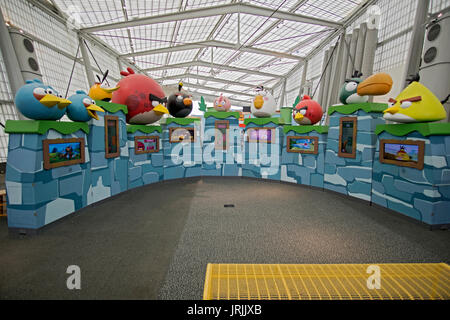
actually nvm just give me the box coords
[112,68,169,124]
[292,95,324,125]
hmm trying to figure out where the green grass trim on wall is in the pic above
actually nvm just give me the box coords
[283,125,329,135]
[95,100,128,115]
[244,117,279,126]
[5,120,89,135]
[126,125,162,134]
[375,122,450,137]
[164,117,201,125]
[328,103,388,115]
[204,111,241,119]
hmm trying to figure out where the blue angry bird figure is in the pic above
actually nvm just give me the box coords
[66,90,105,122]
[14,79,72,120]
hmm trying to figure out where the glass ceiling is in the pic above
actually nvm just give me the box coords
[51,0,364,102]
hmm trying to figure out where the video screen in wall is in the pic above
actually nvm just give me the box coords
[339,117,357,158]
[215,120,229,150]
[247,128,275,143]
[169,127,196,143]
[105,115,120,158]
[379,139,425,170]
[135,136,159,154]
[43,138,85,170]
[287,136,319,154]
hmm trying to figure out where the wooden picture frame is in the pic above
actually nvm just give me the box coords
[215,120,229,150]
[247,127,275,143]
[134,135,160,154]
[43,138,85,170]
[338,117,357,158]
[287,136,319,154]
[105,115,120,158]
[169,127,196,143]
[379,139,425,170]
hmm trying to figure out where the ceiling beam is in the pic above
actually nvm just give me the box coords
[154,73,264,90]
[81,3,342,33]
[145,61,280,79]
[120,40,304,61]
[160,80,254,98]
[187,90,249,105]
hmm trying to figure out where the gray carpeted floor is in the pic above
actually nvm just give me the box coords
[0,177,449,299]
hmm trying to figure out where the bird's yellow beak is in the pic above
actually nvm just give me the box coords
[102,86,120,93]
[86,104,105,120]
[39,94,61,108]
[254,95,264,109]
[57,98,72,110]
[357,72,393,96]
[183,97,192,106]
[295,113,304,121]
[153,104,169,116]
[383,106,401,115]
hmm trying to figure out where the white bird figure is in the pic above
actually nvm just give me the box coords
[251,86,277,118]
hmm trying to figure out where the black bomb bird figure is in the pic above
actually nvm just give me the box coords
[167,82,193,118]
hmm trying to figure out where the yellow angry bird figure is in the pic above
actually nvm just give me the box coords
[88,70,120,102]
[383,82,447,123]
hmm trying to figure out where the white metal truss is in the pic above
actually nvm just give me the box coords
[48,0,368,100]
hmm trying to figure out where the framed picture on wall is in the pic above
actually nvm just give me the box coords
[247,127,275,143]
[134,136,160,154]
[169,127,196,143]
[105,115,120,158]
[338,117,357,158]
[215,120,229,150]
[379,139,425,170]
[287,136,319,154]
[43,138,85,170]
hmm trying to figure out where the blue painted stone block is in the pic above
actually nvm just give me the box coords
[8,148,42,173]
[59,174,84,197]
[186,166,202,177]
[164,166,185,180]
[52,164,82,179]
[151,153,164,167]
[129,166,142,182]
[90,151,108,169]
[22,134,42,150]
[348,180,371,196]
[223,164,239,176]
[142,172,160,184]
[9,134,22,150]
[337,166,371,182]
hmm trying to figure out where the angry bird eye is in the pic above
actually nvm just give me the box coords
[82,98,92,106]
[300,109,307,115]
[33,87,46,97]
[345,82,358,92]
[152,100,159,107]
[176,96,183,101]
[45,89,54,95]
[400,101,412,109]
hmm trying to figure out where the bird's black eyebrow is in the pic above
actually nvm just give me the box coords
[149,94,167,103]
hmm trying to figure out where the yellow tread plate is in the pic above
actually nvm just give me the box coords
[203,263,450,300]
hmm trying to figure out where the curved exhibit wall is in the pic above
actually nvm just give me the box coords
[4,104,450,232]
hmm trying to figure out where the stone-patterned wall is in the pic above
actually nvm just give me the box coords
[87,110,129,205]
[202,115,243,177]
[6,129,91,229]
[242,121,281,180]
[162,120,202,180]
[372,132,450,225]
[127,128,164,189]
[280,129,327,188]
[324,110,385,201]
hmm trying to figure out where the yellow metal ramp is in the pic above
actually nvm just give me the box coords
[203,263,450,300]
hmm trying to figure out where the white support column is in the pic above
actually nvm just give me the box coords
[354,23,367,73]
[317,49,329,106]
[346,28,359,78]
[339,33,351,86]
[329,31,346,106]
[0,8,26,119]
[403,0,430,88]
